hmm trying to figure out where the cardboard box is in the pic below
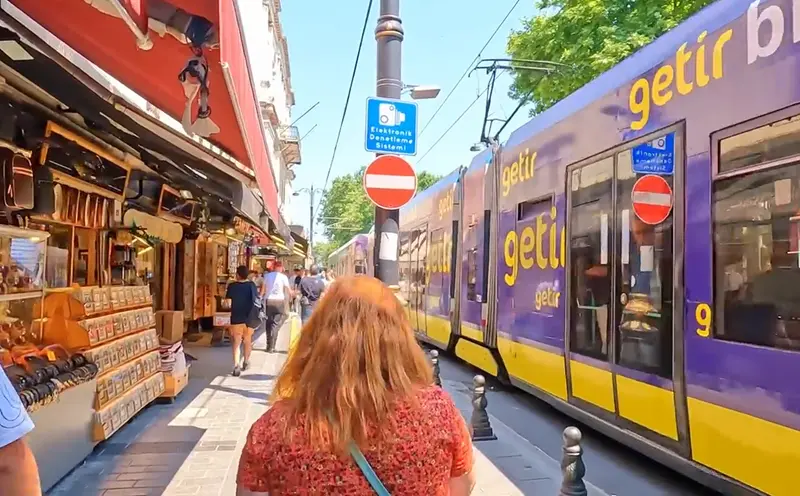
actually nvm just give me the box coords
[156,311,184,344]
[160,368,189,399]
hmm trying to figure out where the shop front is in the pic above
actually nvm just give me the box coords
[0,21,284,490]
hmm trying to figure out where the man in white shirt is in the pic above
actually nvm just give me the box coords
[263,261,291,353]
[0,369,41,494]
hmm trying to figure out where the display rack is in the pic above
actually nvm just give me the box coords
[41,285,164,441]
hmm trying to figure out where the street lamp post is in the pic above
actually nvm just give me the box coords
[373,0,438,284]
[293,186,323,256]
[373,0,404,286]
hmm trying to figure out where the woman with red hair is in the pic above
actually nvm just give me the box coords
[236,276,476,495]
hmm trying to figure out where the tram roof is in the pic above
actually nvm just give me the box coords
[328,234,369,261]
[504,0,750,151]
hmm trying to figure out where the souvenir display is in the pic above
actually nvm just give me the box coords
[37,283,161,441]
[0,227,99,412]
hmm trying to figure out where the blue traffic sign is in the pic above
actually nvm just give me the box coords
[365,97,418,156]
[631,132,675,175]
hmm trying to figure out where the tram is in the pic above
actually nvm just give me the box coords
[335,1,800,493]
[327,233,370,277]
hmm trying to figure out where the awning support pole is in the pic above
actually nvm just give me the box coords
[107,0,153,50]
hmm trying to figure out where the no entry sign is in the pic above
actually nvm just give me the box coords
[363,155,417,210]
[631,174,673,225]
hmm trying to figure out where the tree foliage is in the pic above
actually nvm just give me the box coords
[317,167,441,248]
[507,0,714,115]
[312,240,337,265]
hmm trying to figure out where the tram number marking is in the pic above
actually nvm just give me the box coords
[695,303,712,337]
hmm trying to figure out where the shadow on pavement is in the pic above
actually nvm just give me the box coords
[46,323,289,496]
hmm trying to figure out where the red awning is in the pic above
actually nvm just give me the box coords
[6,0,280,221]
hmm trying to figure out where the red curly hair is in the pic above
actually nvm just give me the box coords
[270,275,432,453]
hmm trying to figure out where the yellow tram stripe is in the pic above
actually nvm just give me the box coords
[569,360,615,412]
[688,396,800,496]
[616,375,678,440]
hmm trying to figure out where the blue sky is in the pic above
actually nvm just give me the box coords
[280,0,538,238]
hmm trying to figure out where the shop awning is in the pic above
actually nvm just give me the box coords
[290,231,308,258]
[3,0,280,221]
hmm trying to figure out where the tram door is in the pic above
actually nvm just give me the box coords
[566,129,686,448]
[407,227,429,336]
[415,226,429,337]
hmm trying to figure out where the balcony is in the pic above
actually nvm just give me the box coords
[279,125,301,165]
[259,100,280,128]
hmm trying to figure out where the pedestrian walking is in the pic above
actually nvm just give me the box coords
[292,265,304,313]
[236,276,476,495]
[263,261,291,353]
[298,264,326,324]
[0,368,41,495]
[225,265,259,376]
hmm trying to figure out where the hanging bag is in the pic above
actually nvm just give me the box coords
[247,281,262,329]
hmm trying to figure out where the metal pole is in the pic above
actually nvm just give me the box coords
[373,0,403,286]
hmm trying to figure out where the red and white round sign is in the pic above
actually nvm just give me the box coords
[363,155,417,210]
[631,174,673,225]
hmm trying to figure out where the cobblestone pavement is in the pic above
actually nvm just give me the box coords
[47,318,294,496]
[48,316,600,496]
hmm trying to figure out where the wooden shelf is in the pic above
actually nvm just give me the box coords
[82,328,159,376]
[92,372,164,442]
[95,351,160,410]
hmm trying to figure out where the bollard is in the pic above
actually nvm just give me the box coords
[469,375,497,441]
[559,426,587,496]
[429,350,441,387]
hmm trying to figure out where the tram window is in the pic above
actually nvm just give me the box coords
[615,148,674,378]
[518,196,552,221]
[713,161,800,352]
[720,114,800,173]
[399,233,410,299]
[417,229,429,287]
[450,220,459,298]
[568,157,613,361]
[467,248,478,301]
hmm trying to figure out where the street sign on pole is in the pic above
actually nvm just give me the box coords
[365,97,418,156]
[631,174,673,225]
[363,155,417,210]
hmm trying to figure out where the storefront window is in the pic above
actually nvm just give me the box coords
[45,225,70,288]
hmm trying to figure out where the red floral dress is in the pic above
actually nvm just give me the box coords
[237,386,473,495]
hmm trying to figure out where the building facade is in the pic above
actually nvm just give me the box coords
[240,0,300,225]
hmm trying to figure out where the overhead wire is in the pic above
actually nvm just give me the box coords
[316,0,374,214]
[418,0,522,138]
[415,85,488,166]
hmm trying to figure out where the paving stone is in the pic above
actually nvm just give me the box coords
[98,480,137,490]
[102,489,159,496]
[162,486,201,495]
[45,320,288,495]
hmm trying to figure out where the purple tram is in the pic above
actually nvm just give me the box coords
[327,234,369,277]
[396,0,800,493]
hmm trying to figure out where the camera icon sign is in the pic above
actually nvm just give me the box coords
[378,103,406,127]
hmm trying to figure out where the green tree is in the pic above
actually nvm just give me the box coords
[507,0,714,115]
[312,240,337,265]
[318,167,441,248]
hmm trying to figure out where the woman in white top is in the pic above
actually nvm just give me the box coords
[263,262,291,353]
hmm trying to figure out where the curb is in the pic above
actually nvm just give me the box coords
[442,379,610,496]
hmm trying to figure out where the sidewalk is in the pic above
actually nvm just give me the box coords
[48,316,298,496]
[442,379,609,496]
[50,318,603,496]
